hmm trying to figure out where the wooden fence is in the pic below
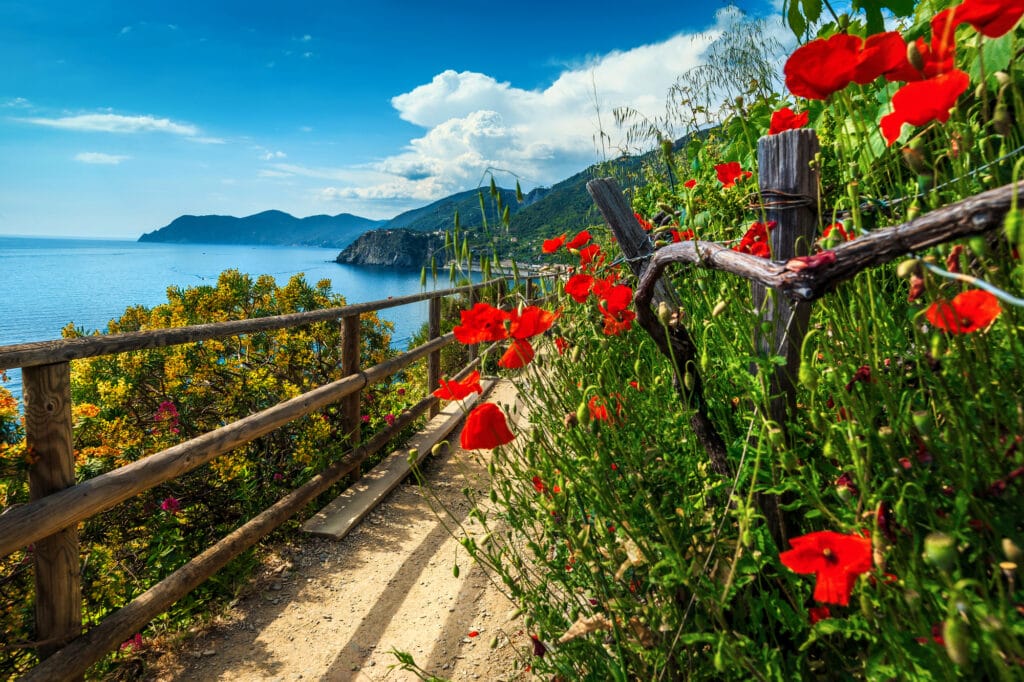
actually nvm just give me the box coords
[0,275,541,681]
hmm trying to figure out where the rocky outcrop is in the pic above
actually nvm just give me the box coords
[335,228,443,268]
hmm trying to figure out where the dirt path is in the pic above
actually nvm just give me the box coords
[151,380,531,682]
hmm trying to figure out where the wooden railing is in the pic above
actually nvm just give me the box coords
[0,275,540,681]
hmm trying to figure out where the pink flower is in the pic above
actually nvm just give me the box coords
[384,413,396,427]
[161,496,181,514]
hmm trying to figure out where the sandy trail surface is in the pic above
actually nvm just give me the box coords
[152,380,531,681]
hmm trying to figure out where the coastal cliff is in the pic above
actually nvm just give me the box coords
[335,228,442,268]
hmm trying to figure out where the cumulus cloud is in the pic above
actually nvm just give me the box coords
[74,152,130,165]
[24,113,200,136]
[329,6,776,207]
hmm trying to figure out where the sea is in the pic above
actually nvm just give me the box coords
[0,236,467,402]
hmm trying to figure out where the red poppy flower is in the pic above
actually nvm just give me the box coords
[784,33,862,100]
[809,606,831,624]
[542,234,567,253]
[532,475,546,493]
[578,244,603,269]
[670,228,695,242]
[460,402,515,450]
[853,31,915,84]
[433,370,483,401]
[634,213,655,231]
[566,230,592,250]
[564,274,594,303]
[554,337,569,355]
[952,0,1024,38]
[925,288,1002,333]
[509,305,559,339]
[768,106,809,135]
[595,283,633,316]
[822,222,854,242]
[498,338,535,369]
[845,364,872,391]
[588,395,611,423]
[684,178,697,189]
[454,303,510,344]
[715,162,752,188]
[880,70,969,146]
[733,220,775,257]
[600,307,636,336]
[779,530,873,605]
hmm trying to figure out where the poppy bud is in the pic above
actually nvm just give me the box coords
[684,370,695,391]
[924,532,958,573]
[1002,538,1023,563]
[907,41,924,72]
[896,259,919,279]
[712,300,727,317]
[657,301,672,325]
[799,362,819,390]
[943,615,970,667]
[912,410,933,435]
[576,401,590,426]
[992,103,1012,136]
[907,201,921,221]
[1004,209,1023,246]
[902,137,931,175]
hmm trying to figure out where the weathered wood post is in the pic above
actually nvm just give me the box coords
[24,362,82,661]
[340,315,361,478]
[754,129,820,428]
[427,296,442,417]
[586,178,680,309]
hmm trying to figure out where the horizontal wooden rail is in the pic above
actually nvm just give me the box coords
[0,278,506,370]
[0,333,454,559]
[19,359,483,682]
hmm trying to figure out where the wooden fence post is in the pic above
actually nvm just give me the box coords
[428,296,442,418]
[586,178,681,309]
[24,362,82,661]
[754,129,820,428]
[340,315,361,478]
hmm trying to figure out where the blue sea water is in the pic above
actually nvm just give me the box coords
[0,236,457,401]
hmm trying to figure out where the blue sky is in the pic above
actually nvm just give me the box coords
[1,0,783,238]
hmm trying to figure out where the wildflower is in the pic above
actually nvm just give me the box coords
[120,633,144,651]
[835,472,859,497]
[566,230,592,250]
[853,31,918,83]
[384,413,396,426]
[578,244,603,270]
[509,305,558,339]
[809,606,831,624]
[530,634,547,657]
[453,302,510,344]
[599,306,636,336]
[634,213,654,231]
[880,70,970,146]
[273,472,283,481]
[161,496,181,514]
[822,222,854,242]
[593,282,632,316]
[460,403,515,450]
[468,630,479,638]
[564,274,594,303]
[532,476,546,493]
[733,221,776,258]
[779,530,874,605]
[588,395,611,423]
[396,387,406,396]
[784,33,862,100]
[715,162,752,188]
[768,106,809,135]
[845,365,872,391]
[433,370,483,401]
[554,337,569,355]
[542,234,567,253]
[684,178,697,189]
[670,228,695,243]
[360,414,371,424]
[498,339,535,369]
[925,289,1002,333]
[951,0,1024,38]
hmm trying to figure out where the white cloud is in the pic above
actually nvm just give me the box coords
[3,97,30,108]
[334,7,770,206]
[24,113,200,136]
[261,150,287,160]
[74,152,130,165]
[300,34,313,42]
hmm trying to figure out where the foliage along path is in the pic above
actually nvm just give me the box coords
[153,379,530,681]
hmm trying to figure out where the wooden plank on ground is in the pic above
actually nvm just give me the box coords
[302,379,496,540]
